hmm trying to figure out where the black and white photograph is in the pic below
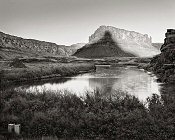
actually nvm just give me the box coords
[0,0,175,139]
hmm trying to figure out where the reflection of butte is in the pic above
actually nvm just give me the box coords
[113,69,146,89]
[112,69,160,100]
[88,77,118,94]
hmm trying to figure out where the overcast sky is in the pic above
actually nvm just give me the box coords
[0,0,174,45]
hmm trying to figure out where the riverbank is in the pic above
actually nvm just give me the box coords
[0,60,96,86]
[0,89,175,140]
[0,56,152,86]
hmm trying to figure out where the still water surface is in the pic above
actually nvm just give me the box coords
[16,66,161,102]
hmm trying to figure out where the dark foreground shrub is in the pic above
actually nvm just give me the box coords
[0,89,175,139]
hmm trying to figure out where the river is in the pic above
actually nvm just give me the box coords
[13,65,162,102]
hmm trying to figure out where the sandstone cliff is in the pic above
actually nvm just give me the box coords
[148,29,175,83]
[88,26,160,57]
[73,31,135,58]
[0,31,75,59]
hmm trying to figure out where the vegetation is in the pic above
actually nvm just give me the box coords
[0,89,175,139]
[0,62,95,85]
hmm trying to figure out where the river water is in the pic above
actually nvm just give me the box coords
[14,65,162,102]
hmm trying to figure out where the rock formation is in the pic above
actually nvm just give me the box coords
[148,29,175,83]
[0,31,77,59]
[69,43,86,54]
[87,26,160,57]
[152,43,163,50]
[73,31,135,58]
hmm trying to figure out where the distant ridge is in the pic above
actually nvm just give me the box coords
[152,43,163,50]
[0,31,77,59]
[73,31,135,58]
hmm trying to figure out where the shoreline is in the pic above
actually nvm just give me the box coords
[0,57,153,88]
[1,69,95,83]
[0,62,96,87]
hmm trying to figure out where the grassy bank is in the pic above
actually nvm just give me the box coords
[0,89,175,139]
[0,61,95,85]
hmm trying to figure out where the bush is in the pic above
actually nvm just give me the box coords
[0,89,175,139]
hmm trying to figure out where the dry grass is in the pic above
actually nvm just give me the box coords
[0,62,95,84]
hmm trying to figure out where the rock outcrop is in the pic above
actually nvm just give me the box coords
[148,29,175,83]
[0,31,77,59]
[73,31,135,58]
[87,26,160,57]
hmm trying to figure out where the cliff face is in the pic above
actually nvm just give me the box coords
[0,31,75,59]
[88,26,160,57]
[73,31,135,58]
[89,26,152,45]
[149,29,175,83]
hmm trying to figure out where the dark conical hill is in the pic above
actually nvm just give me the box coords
[73,31,136,58]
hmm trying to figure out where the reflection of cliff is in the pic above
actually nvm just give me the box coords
[112,69,160,101]
[88,77,118,95]
[88,68,160,101]
[88,66,124,95]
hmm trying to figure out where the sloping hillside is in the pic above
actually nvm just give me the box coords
[73,31,135,58]
[0,31,76,59]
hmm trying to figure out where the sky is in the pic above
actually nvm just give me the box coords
[0,0,175,45]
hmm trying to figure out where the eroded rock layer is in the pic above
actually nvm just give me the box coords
[0,31,76,59]
[88,26,160,57]
[148,29,175,83]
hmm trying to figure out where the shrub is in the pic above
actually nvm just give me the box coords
[0,89,175,139]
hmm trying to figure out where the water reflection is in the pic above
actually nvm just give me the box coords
[16,66,161,102]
